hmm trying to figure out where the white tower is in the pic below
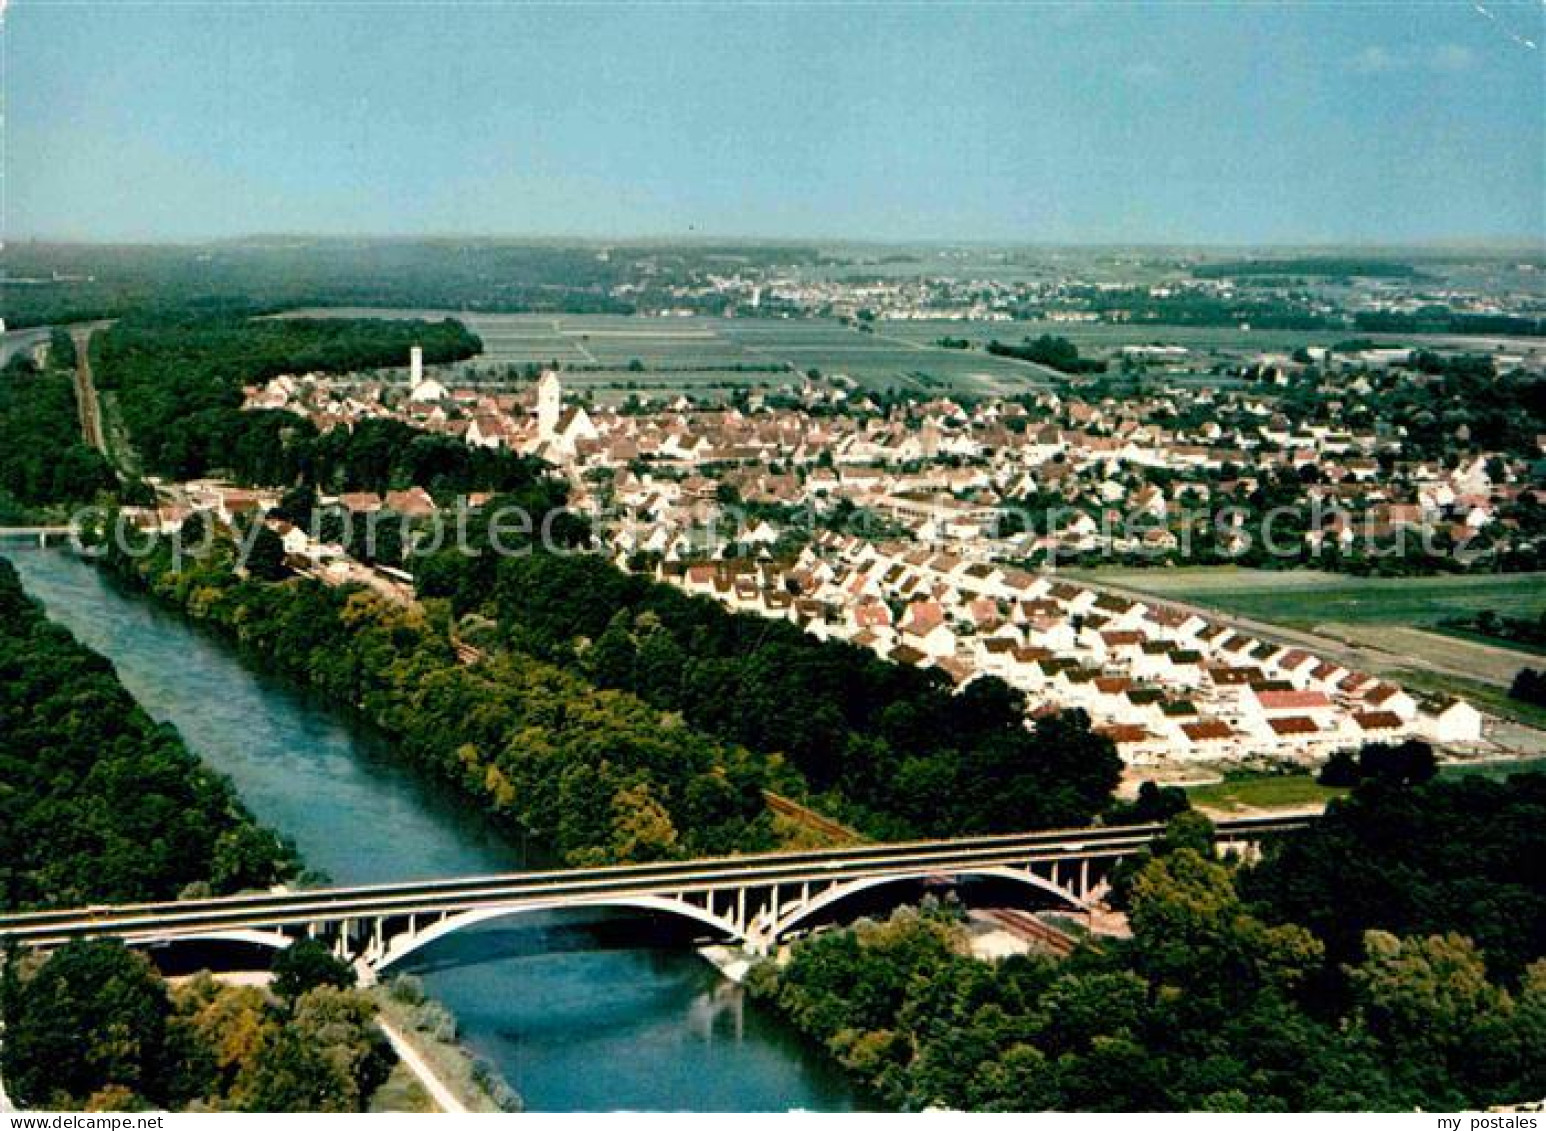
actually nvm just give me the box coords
[410,345,424,387]
[537,371,563,440]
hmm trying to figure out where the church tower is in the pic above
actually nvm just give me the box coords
[537,371,563,440]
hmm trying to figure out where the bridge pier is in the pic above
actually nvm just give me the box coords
[0,817,1312,977]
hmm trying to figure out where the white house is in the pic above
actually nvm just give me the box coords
[1415,697,1484,745]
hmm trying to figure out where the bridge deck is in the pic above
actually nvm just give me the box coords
[0,815,1310,948]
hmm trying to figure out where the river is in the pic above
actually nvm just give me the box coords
[6,546,862,1112]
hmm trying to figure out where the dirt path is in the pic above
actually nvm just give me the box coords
[71,328,107,454]
[377,1019,468,1114]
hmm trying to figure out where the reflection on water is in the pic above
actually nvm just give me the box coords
[7,548,861,1112]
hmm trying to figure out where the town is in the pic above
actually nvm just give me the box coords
[5,0,1544,1116]
[210,332,1546,774]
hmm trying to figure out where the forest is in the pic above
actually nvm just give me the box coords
[418,550,1124,840]
[0,240,825,328]
[0,556,294,908]
[2,938,390,1111]
[99,528,789,864]
[986,335,1107,375]
[750,773,1546,1112]
[0,345,116,521]
[89,312,482,482]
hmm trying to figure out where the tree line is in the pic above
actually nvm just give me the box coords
[2,938,391,1111]
[750,771,1546,1111]
[99,527,788,864]
[90,312,481,483]
[0,555,294,908]
[986,335,1107,375]
[418,550,1124,840]
[0,349,116,521]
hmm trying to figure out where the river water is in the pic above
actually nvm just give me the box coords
[6,547,861,1112]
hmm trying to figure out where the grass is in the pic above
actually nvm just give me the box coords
[1320,624,1536,688]
[1431,623,1546,658]
[1185,772,1347,813]
[1390,667,1546,731]
[1185,757,1546,816]
[369,986,518,1114]
[1438,755,1546,781]
[368,1062,437,1114]
[1073,566,1546,630]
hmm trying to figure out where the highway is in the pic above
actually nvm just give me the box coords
[0,814,1310,947]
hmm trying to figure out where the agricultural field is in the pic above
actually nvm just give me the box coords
[282,308,1055,398]
[1071,566,1546,703]
[878,319,1546,367]
[277,307,1546,399]
[1073,567,1546,629]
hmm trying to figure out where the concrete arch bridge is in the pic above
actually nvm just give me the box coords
[0,815,1308,974]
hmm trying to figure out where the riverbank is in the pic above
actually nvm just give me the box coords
[371,981,520,1113]
[155,971,507,1115]
[7,546,861,1110]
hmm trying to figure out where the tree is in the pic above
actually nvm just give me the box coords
[270,485,318,528]
[1510,668,1546,708]
[1357,740,1437,787]
[166,974,273,1108]
[245,525,289,582]
[1129,848,1322,1003]
[211,826,291,893]
[244,987,392,1112]
[609,782,681,862]
[48,328,79,372]
[1318,749,1360,787]
[0,940,172,1109]
[1348,931,1507,1101]
[269,940,356,1002]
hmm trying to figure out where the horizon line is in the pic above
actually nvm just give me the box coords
[5,232,1544,255]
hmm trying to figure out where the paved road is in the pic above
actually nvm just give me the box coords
[0,814,1309,948]
[378,1019,467,1114]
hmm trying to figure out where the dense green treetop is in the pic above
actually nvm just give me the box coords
[90,312,481,483]
[420,550,1123,839]
[752,784,1546,1112]
[0,555,294,908]
[0,353,115,521]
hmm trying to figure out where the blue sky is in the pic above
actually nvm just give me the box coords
[6,1,1544,244]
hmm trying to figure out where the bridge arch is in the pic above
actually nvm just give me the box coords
[375,895,744,972]
[134,927,300,953]
[766,865,1088,945]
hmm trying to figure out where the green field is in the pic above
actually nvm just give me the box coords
[1072,567,1546,630]
[877,319,1546,361]
[284,308,1055,396]
[1186,773,1347,814]
[1437,755,1546,781]
[279,307,1546,399]
[1186,757,1546,814]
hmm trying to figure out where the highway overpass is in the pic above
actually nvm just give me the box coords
[0,814,1310,971]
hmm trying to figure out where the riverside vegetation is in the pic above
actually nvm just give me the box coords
[749,779,1546,1112]
[0,558,390,1112]
[0,336,116,523]
[16,308,1543,1110]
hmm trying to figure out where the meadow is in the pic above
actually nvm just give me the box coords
[1184,756,1546,814]
[1072,566,1546,629]
[283,308,1054,397]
